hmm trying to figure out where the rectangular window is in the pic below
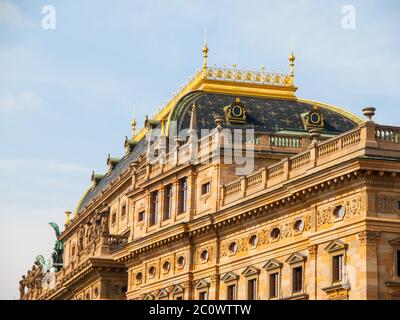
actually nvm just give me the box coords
[111,212,116,225]
[269,272,279,298]
[227,284,236,300]
[247,279,257,300]
[201,182,211,195]
[292,266,303,293]
[163,184,173,220]
[121,204,126,219]
[332,254,343,282]
[71,246,76,257]
[150,191,159,226]
[198,291,207,300]
[138,211,145,222]
[397,250,400,277]
[178,177,188,214]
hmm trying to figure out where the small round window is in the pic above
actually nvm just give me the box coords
[293,219,305,232]
[136,272,143,282]
[177,256,185,267]
[249,234,258,246]
[270,227,281,240]
[148,266,156,277]
[228,242,237,254]
[333,205,346,219]
[162,261,170,272]
[200,250,209,262]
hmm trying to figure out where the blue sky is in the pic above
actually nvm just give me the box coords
[0,0,399,299]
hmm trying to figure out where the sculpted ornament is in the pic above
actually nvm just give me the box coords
[345,196,361,218]
[358,230,379,245]
[280,222,292,239]
[304,214,312,231]
[317,207,332,226]
[237,238,248,253]
[257,229,268,246]
[77,225,85,252]
[220,241,228,257]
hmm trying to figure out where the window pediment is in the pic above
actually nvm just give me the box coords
[286,253,307,264]
[221,271,239,282]
[143,293,154,300]
[172,284,184,294]
[263,259,283,271]
[157,289,169,298]
[389,238,400,246]
[324,239,348,253]
[195,279,210,290]
[241,266,260,277]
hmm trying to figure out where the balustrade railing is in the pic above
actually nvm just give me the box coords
[269,135,302,148]
[247,171,263,188]
[205,66,291,86]
[221,123,400,206]
[106,234,129,250]
[375,125,400,143]
[269,162,285,178]
[291,151,311,170]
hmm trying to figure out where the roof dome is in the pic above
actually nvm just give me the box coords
[171,91,361,135]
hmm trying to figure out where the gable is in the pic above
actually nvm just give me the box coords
[220,271,239,282]
[286,252,307,264]
[195,279,210,289]
[263,259,283,271]
[324,239,348,253]
[241,266,260,277]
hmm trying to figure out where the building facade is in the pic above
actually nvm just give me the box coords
[20,46,400,300]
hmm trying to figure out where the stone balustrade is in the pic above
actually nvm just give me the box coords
[220,123,400,206]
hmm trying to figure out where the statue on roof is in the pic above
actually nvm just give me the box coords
[35,255,52,273]
[49,222,64,271]
[19,275,26,299]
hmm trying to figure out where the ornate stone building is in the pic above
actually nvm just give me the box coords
[20,45,400,300]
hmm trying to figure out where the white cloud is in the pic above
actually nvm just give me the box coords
[0,91,43,112]
[0,0,30,28]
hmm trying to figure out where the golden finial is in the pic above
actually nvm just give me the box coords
[65,211,72,226]
[289,50,295,85]
[131,116,137,140]
[202,27,208,73]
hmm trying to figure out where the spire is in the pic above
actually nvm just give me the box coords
[289,50,295,85]
[202,28,208,75]
[131,116,137,140]
[189,102,198,133]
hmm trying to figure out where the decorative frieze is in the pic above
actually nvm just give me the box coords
[317,207,332,227]
[345,196,361,218]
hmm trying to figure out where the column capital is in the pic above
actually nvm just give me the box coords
[358,230,379,246]
[308,244,318,259]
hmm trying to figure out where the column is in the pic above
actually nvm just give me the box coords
[358,230,379,299]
